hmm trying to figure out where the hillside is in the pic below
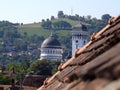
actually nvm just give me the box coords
[19,23,71,38]
[18,15,109,38]
[18,18,80,38]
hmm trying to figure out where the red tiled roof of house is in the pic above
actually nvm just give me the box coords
[0,85,36,90]
[38,14,120,90]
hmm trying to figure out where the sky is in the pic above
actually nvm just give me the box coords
[0,0,119,24]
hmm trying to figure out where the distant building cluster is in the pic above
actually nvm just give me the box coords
[40,23,89,61]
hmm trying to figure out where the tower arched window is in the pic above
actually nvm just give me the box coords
[50,50,52,54]
[48,50,49,54]
[83,40,86,45]
[76,40,78,43]
[53,50,55,54]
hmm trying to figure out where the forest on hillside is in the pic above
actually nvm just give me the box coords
[41,11,111,35]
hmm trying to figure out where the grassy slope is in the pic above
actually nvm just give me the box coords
[18,18,79,38]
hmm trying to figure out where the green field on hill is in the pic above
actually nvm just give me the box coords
[18,18,79,38]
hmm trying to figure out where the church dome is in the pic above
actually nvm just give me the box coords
[41,35,62,48]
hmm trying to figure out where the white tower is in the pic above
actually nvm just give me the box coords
[72,23,88,56]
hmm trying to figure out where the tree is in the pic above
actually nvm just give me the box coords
[29,60,52,75]
[6,62,26,75]
[41,19,52,29]
[53,21,72,30]
[86,15,92,20]
[51,16,55,20]
[58,11,64,18]
[101,14,111,22]
[6,62,27,80]
[41,19,45,23]
[0,31,4,37]
[0,73,11,84]
[75,14,80,20]
[23,32,27,37]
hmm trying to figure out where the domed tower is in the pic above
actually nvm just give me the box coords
[72,23,88,56]
[40,34,63,61]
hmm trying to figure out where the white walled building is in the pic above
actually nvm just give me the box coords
[40,34,63,61]
[72,23,88,56]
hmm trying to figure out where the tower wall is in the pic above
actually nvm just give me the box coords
[72,25,88,56]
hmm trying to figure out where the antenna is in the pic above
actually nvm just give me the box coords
[71,8,73,15]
